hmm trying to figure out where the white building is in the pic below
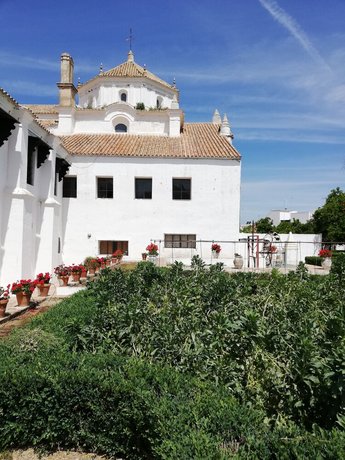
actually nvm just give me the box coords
[0,50,242,280]
[0,88,70,286]
[268,209,313,226]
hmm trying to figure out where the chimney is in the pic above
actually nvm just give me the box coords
[57,53,77,107]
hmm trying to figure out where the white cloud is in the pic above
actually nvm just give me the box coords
[1,80,57,98]
[0,51,96,73]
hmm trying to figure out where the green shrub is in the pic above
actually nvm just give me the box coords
[78,262,345,429]
[305,256,322,266]
[1,263,345,457]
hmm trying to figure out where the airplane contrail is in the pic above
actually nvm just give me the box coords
[258,0,331,71]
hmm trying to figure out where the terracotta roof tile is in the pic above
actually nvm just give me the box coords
[80,55,177,93]
[0,87,19,107]
[38,119,58,128]
[24,104,58,114]
[60,123,241,160]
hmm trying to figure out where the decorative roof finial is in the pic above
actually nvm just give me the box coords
[127,50,134,62]
[220,113,234,143]
[99,63,103,74]
[172,77,176,88]
[77,77,81,87]
[212,109,221,124]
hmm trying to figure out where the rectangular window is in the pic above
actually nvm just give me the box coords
[97,177,113,198]
[99,240,128,255]
[172,178,191,200]
[63,176,77,198]
[27,149,35,185]
[135,178,152,199]
[164,234,196,249]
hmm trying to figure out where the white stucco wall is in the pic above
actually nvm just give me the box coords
[79,78,175,110]
[0,103,67,286]
[61,156,241,264]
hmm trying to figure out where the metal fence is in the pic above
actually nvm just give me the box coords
[148,236,344,273]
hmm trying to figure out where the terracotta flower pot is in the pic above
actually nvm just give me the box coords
[142,253,147,261]
[88,268,95,276]
[37,283,51,297]
[16,291,32,307]
[72,273,81,282]
[59,275,69,286]
[106,259,111,267]
[81,269,87,278]
[0,299,9,318]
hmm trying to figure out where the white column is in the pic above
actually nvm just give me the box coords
[35,148,62,274]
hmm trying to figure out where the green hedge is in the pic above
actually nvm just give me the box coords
[305,256,322,266]
[305,252,345,266]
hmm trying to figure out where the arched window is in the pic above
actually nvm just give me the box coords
[115,123,127,133]
[120,92,127,102]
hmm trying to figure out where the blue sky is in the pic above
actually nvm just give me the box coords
[1,0,344,223]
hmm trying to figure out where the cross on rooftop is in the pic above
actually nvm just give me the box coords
[126,28,134,50]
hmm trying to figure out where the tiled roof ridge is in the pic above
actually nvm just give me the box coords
[60,123,241,160]
[80,58,177,92]
[0,87,20,107]
[24,104,58,114]
[0,89,53,135]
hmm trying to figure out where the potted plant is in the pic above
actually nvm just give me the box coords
[112,249,123,264]
[0,284,10,318]
[233,253,244,269]
[35,272,51,297]
[319,248,332,269]
[11,279,37,307]
[69,264,83,282]
[84,257,98,275]
[146,243,158,262]
[54,265,70,286]
[105,256,112,267]
[142,252,147,261]
[80,264,88,278]
[97,257,106,270]
[211,243,221,258]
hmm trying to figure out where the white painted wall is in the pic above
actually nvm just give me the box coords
[0,101,67,287]
[79,78,175,110]
[61,156,241,264]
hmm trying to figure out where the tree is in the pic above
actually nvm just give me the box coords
[275,219,315,234]
[242,217,274,233]
[313,188,345,242]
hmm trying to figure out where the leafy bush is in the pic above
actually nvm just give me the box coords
[1,263,345,457]
[81,262,345,429]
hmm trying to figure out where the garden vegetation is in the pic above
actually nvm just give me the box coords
[0,255,345,458]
